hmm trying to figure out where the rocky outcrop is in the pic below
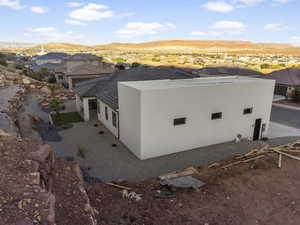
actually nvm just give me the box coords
[0,134,97,225]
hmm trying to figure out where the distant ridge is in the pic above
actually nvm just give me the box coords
[8,40,300,55]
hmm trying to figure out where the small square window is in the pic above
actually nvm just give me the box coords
[211,112,222,120]
[105,107,108,120]
[112,111,117,127]
[173,117,186,126]
[243,108,253,115]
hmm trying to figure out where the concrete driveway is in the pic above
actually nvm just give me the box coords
[48,119,300,182]
[270,105,300,129]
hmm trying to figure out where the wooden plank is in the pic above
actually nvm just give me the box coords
[278,153,282,168]
[106,182,131,190]
[273,150,300,161]
[159,168,195,180]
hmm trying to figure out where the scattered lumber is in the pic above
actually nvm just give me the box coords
[278,153,282,168]
[159,167,196,180]
[222,155,264,169]
[273,150,300,161]
[208,162,220,168]
[106,182,131,190]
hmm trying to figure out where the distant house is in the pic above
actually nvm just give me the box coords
[74,66,275,160]
[34,52,69,66]
[266,68,300,97]
[196,66,262,77]
[56,54,115,89]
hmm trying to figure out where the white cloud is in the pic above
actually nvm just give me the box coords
[272,0,290,6]
[28,27,82,42]
[202,1,234,13]
[191,20,245,37]
[0,0,22,9]
[233,0,264,7]
[30,6,46,14]
[191,31,222,37]
[65,19,87,26]
[115,22,175,38]
[68,1,84,8]
[69,3,114,21]
[264,23,287,32]
[212,20,246,32]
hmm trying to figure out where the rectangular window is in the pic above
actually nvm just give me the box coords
[211,112,222,120]
[105,107,108,120]
[173,117,186,126]
[243,107,253,115]
[112,111,117,127]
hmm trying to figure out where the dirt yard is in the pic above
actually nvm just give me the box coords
[87,146,300,225]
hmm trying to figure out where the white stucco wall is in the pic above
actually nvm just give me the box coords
[97,99,119,137]
[118,84,141,158]
[119,77,275,160]
[76,96,96,121]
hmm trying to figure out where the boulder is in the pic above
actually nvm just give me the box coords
[22,78,31,85]
[28,144,52,163]
[40,86,51,95]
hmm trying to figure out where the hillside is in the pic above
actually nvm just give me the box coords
[12,40,300,55]
[95,40,300,55]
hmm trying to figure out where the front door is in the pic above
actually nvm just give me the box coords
[88,99,97,110]
[253,118,262,141]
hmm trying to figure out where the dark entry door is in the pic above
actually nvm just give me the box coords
[253,118,262,141]
[88,99,97,110]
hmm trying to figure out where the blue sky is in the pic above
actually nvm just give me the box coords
[0,0,299,45]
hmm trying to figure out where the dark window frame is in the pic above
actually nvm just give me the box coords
[112,111,117,127]
[105,106,108,120]
[243,107,253,115]
[211,112,222,120]
[173,117,186,126]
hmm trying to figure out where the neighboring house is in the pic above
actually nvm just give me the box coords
[74,66,275,160]
[34,52,69,66]
[29,62,62,73]
[197,66,262,77]
[56,54,115,89]
[266,68,300,97]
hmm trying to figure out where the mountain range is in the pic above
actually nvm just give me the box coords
[2,40,300,55]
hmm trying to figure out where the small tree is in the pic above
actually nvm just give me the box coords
[48,84,58,96]
[77,145,88,168]
[77,146,87,159]
[50,97,62,117]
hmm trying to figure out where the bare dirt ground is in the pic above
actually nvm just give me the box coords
[87,144,300,225]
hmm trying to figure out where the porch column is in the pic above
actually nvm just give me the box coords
[83,98,90,121]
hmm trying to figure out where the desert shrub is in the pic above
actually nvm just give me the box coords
[260,63,271,69]
[131,62,141,67]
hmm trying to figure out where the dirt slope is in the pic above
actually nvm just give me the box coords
[87,143,300,225]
